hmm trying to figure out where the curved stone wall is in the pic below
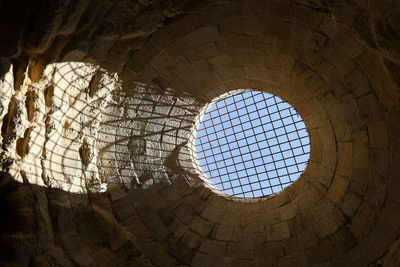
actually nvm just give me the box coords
[1,0,400,266]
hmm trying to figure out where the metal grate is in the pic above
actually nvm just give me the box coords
[194,90,310,198]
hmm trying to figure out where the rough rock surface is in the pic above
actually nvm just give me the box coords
[1,61,118,193]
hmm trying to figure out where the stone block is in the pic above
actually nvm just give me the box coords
[266,47,295,71]
[287,215,306,235]
[276,203,299,221]
[314,208,345,239]
[190,216,215,237]
[291,4,324,29]
[231,49,265,65]
[108,187,127,202]
[339,191,362,218]
[310,198,335,222]
[352,130,369,175]
[144,214,170,242]
[183,193,208,213]
[184,42,219,63]
[296,43,325,70]
[339,93,364,128]
[232,258,265,267]
[162,54,191,77]
[90,248,115,265]
[357,48,399,110]
[267,221,291,241]
[148,28,173,49]
[377,200,400,239]
[235,223,265,243]
[308,130,322,164]
[240,212,262,227]
[349,201,379,238]
[179,61,221,96]
[367,120,388,149]
[213,224,233,241]
[159,185,184,211]
[304,245,327,266]
[377,239,400,267]
[203,1,244,24]
[181,26,219,50]
[111,194,137,221]
[171,176,195,197]
[321,151,337,173]
[221,211,241,226]
[226,240,255,258]
[295,186,322,212]
[144,243,178,267]
[173,202,196,225]
[277,252,307,267]
[335,25,365,58]
[344,67,371,97]
[357,93,384,122]
[201,202,226,223]
[371,149,391,180]
[166,14,205,39]
[125,43,159,74]
[321,43,355,79]
[166,236,196,264]
[336,142,353,176]
[388,174,400,204]
[245,0,292,21]
[219,17,264,37]
[208,54,234,71]
[199,239,227,255]
[292,60,314,82]
[262,209,282,226]
[297,228,318,249]
[364,178,387,208]
[317,63,348,97]
[108,224,131,252]
[306,163,334,190]
[168,219,188,239]
[283,237,301,255]
[216,35,267,53]
[304,73,330,99]
[326,175,349,204]
[214,66,244,82]
[332,119,352,143]
[263,18,292,40]
[191,252,215,267]
[181,230,203,249]
[245,64,289,84]
[255,241,284,258]
[346,228,394,266]
[319,119,336,152]
[330,227,357,254]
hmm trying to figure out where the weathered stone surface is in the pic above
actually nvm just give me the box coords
[367,120,388,149]
[1,0,400,266]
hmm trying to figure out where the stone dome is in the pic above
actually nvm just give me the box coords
[1,0,400,266]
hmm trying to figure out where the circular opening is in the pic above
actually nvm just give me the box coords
[192,90,310,198]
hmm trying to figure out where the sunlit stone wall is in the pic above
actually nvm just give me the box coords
[0,61,119,192]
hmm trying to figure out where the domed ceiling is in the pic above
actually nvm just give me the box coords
[0,0,400,266]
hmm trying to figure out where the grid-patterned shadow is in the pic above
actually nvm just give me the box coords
[194,90,310,198]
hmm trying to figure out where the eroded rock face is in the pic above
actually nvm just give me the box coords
[0,62,119,193]
[0,172,154,266]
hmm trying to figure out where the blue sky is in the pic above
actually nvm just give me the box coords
[195,90,310,198]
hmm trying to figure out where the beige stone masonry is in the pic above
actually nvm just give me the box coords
[1,1,400,266]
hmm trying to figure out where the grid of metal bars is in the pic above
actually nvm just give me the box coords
[194,90,310,198]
